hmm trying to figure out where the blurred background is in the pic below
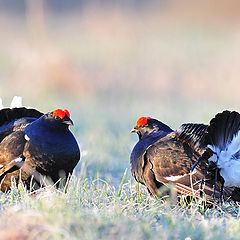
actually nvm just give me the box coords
[0,0,240,185]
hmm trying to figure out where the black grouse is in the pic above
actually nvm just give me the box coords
[130,116,237,202]
[0,107,80,191]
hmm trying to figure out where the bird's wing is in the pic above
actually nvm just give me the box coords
[175,123,208,153]
[0,155,47,189]
[0,130,48,189]
[0,156,25,182]
[0,130,27,175]
[145,132,200,182]
[143,132,231,201]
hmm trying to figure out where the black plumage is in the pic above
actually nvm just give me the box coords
[0,107,80,191]
[205,110,240,149]
[194,110,240,202]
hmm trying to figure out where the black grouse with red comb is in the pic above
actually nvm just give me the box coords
[130,116,239,202]
[0,107,80,191]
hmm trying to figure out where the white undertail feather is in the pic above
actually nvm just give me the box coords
[10,96,22,108]
[208,129,240,187]
[226,130,240,157]
[0,98,3,109]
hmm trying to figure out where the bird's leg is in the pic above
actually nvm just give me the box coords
[219,177,225,205]
[199,172,206,198]
[213,168,219,204]
[205,160,219,204]
[191,155,204,172]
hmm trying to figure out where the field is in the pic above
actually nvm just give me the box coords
[1,1,240,239]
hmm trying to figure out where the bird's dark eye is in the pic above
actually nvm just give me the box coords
[55,115,60,120]
[141,125,145,127]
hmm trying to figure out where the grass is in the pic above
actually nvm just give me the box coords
[1,173,240,240]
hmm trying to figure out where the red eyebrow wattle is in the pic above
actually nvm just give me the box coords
[63,109,70,118]
[53,109,69,119]
[137,117,151,127]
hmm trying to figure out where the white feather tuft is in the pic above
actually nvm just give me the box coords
[207,129,240,187]
[220,161,240,187]
[14,157,23,163]
[25,134,30,141]
[0,98,3,109]
[10,96,22,108]
[165,175,186,181]
[164,169,196,181]
[226,130,240,156]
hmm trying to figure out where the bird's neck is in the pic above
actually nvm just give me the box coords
[140,126,173,140]
[156,121,174,134]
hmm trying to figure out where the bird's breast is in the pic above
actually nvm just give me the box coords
[25,126,79,156]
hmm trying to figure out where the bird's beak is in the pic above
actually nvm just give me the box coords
[63,118,74,126]
[130,126,138,133]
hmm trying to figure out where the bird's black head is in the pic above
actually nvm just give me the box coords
[131,116,173,140]
[42,109,74,129]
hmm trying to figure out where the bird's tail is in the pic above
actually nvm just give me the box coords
[0,107,43,128]
[204,110,240,160]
